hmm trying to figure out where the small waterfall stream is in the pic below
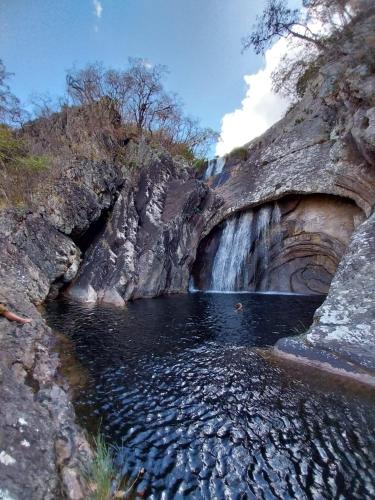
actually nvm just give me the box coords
[207,203,282,292]
[204,157,226,179]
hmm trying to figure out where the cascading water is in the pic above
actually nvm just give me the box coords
[204,157,226,179]
[211,211,254,291]
[205,203,282,292]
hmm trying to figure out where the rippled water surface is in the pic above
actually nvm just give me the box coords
[44,294,375,499]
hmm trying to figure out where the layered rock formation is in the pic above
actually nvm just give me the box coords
[275,210,375,384]
[193,194,364,294]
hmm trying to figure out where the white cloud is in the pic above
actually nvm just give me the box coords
[216,37,290,157]
[93,0,103,19]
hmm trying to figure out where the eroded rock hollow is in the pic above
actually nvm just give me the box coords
[192,194,364,294]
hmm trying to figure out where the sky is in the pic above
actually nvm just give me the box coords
[0,0,299,156]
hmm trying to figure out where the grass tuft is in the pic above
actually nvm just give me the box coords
[85,431,145,499]
[86,433,116,500]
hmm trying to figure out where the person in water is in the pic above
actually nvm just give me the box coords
[234,302,243,312]
[0,302,32,324]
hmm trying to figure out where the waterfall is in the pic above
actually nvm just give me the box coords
[210,211,254,291]
[188,276,198,292]
[204,157,226,180]
[206,203,282,292]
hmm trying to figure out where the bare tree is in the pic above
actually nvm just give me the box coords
[242,0,325,55]
[243,0,366,100]
[242,0,360,56]
[271,41,320,99]
[66,62,106,105]
[0,60,25,125]
[124,58,176,132]
[65,58,216,158]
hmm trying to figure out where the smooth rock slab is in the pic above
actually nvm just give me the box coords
[275,211,375,384]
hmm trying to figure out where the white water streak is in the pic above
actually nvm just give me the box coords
[204,157,226,180]
[211,211,254,291]
[209,203,282,292]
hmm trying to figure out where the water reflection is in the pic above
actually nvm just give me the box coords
[45,293,375,499]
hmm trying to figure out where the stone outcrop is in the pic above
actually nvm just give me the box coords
[67,152,220,304]
[0,154,124,498]
[275,210,375,385]
[0,289,92,499]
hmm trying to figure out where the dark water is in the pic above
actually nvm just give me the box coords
[44,293,375,499]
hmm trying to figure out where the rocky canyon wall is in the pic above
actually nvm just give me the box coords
[0,152,124,498]
[68,13,375,308]
[193,195,364,294]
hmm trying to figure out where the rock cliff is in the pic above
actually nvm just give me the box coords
[67,151,219,304]
[0,152,123,497]
[73,9,375,384]
[201,9,375,382]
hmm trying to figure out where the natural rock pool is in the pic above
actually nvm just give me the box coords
[44,294,375,499]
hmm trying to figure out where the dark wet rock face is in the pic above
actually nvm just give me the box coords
[67,156,221,304]
[0,210,81,304]
[41,159,123,237]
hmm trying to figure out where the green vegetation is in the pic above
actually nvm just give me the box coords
[86,433,116,500]
[15,155,49,172]
[85,431,145,500]
[0,125,49,207]
[229,146,248,162]
[296,60,321,99]
[0,125,22,160]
